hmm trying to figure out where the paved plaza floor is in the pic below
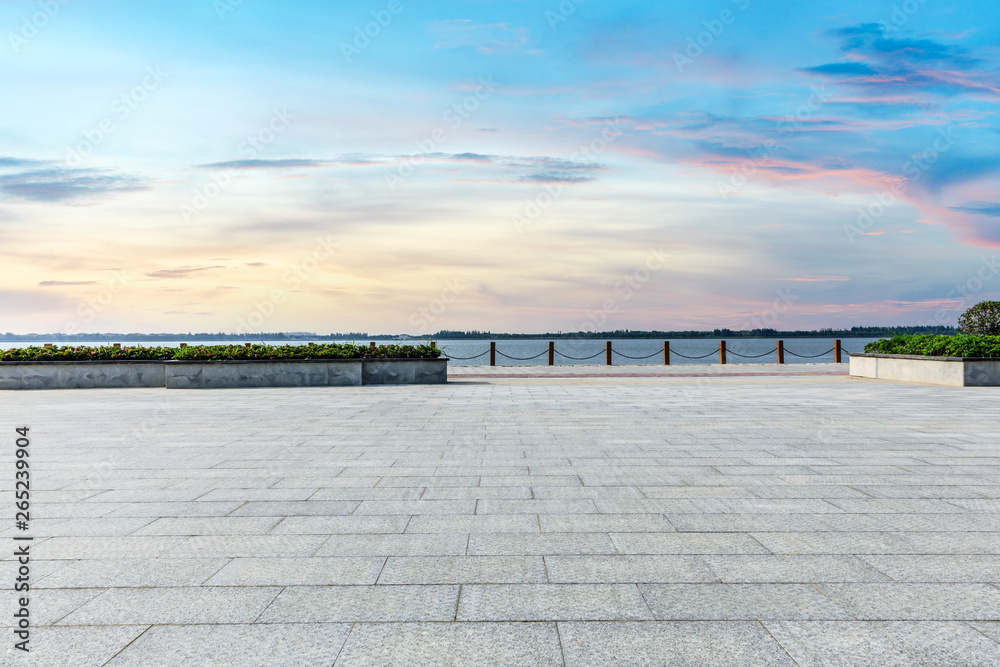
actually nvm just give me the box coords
[2,367,999,665]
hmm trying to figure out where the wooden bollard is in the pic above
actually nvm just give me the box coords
[606,341,612,366]
[245,343,252,348]
[777,340,784,364]
[179,343,187,348]
[548,341,555,366]
[43,343,52,348]
[113,343,121,349]
[370,342,376,349]
[663,341,670,365]
[490,341,496,366]
[430,341,436,349]
[835,339,842,364]
[719,340,727,365]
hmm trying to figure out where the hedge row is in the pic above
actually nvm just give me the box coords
[864,334,1000,358]
[0,343,442,362]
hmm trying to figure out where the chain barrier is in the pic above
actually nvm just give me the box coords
[611,349,664,360]
[440,348,490,360]
[727,348,779,359]
[554,349,607,361]
[495,349,550,361]
[670,349,719,360]
[784,347,836,359]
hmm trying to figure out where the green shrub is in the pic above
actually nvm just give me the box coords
[864,334,1000,357]
[958,300,1000,335]
[0,343,441,362]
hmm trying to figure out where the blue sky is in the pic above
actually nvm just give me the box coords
[1,0,998,334]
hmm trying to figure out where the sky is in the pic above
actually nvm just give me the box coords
[1,0,998,335]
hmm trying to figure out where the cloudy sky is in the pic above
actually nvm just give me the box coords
[1,0,998,335]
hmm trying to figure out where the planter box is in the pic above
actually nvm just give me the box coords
[0,361,164,390]
[850,353,1000,387]
[0,358,448,390]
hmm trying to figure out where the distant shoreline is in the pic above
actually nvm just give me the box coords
[0,327,955,343]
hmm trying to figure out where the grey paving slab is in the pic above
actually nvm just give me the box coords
[468,532,617,555]
[405,515,540,533]
[161,535,328,558]
[703,555,891,583]
[1,625,149,667]
[749,532,917,555]
[819,583,1000,620]
[0,588,106,627]
[640,583,852,620]
[205,557,385,585]
[316,533,469,556]
[32,536,186,560]
[559,620,797,666]
[859,555,1000,582]
[379,556,546,584]
[258,584,459,622]
[107,623,353,667]
[611,533,771,554]
[132,517,282,535]
[58,587,282,624]
[765,621,1000,666]
[540,513,674,533]
[271,515,409,535]
[37,558,229,588]
[545,555,718,583]
[333,622,563,666]
[458,583,653,620]
[229,500,360,516]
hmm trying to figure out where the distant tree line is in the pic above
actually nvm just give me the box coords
[0,325,959,342]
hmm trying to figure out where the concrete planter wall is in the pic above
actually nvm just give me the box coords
[0,358,447,390]
[850,353,1000,387]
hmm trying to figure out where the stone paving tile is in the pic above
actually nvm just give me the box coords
[458,583,653,621]
[195,488,320,501]
[271,516,409,535]
[132,517,282,535]
[749,532,917,555]
[33,536,186,560]
[765,621,1000,666]
[229,501,360,516]
[611,533,771,554]
[422,486,533,500]
[309,487,425,501]
[37,558,229,588]
[58,587,282,625]
[204,557,386,586]
[898,531,1000,554]
[702,555,891,583]
[0,517,152,538]
[477,499,599,514]
[333,622,563,666]
[258,584,459,622]
[545,555,717,583]
[818,583,1000,620]
[107,623,353,667]
[967,621,1000,642]
[103,501,244,518]
[468,533,617,555]
[1,626,149,666]
[379,556,546,584]
[559,620,796,666]
[162,535,328,558]
[354,500,476,515]
[316,533,469,557]
[539,513,674,533]
[640,583,852,620]
[859,555,1000,582]
[668,513,833,532]
[0,588,106,627]
[405,515,540,533]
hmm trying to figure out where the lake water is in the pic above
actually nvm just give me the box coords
[1,337,876,366]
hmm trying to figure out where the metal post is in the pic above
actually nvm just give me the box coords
[606,341,612,366]
[490,341,496,366]
[720,340,727,365]
[664,341,670,366]
[777,340,784,364]
[834,339,842,364]
[548,341,555,366]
